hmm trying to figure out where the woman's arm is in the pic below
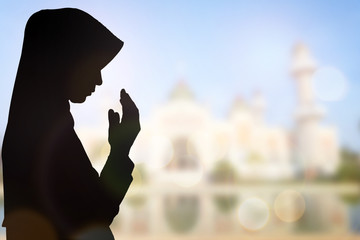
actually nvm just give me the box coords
[100,89,140,214]
[48,90,140,232]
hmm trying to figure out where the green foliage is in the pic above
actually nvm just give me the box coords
[213,195,238,214]
[211,160,238,184]
[336,148,360,182]
[340,193,360,205]
[126,195,147,209]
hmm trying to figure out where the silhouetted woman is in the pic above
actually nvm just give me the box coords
[2,8,140,240]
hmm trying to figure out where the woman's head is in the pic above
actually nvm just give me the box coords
[17,8,123,103]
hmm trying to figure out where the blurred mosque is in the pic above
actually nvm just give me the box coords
[73,43,348,239]
[107,43,346,238]
[131,43,339,182]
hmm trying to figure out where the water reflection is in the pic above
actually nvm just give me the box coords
[111,184,360,239]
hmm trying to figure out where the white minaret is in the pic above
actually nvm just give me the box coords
[291,43,325,179]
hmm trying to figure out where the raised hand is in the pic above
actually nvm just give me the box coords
[108,89,140,156]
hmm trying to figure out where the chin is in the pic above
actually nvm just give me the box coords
[70,95,87,103]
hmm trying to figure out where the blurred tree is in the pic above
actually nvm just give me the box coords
[210,159,238,184]
[336,148,360,204]
[336,148,360,182]
[210,160,239,214]
[213,194,238,214]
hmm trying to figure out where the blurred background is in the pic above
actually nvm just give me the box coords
[1,0,360,239]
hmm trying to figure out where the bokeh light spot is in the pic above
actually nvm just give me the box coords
[238,197,270,231]
[274,190,305,222]
[313,67,348,101]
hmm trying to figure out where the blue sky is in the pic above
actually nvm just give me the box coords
[1,0,360,151]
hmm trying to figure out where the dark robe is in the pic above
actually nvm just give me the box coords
[2,8,133,240]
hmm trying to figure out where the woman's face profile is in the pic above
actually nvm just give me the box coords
[19,8,122,104]
[67,64,103,103]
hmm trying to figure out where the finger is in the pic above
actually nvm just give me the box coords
[120,89,136,109]
[120,89,136,111]
[108,109,115,128]
[121,102,139,126]
[108,109,120,128]
[120,90,139,124]
[114,111,120,123]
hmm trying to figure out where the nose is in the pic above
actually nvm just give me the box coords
[95,71,102,86]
